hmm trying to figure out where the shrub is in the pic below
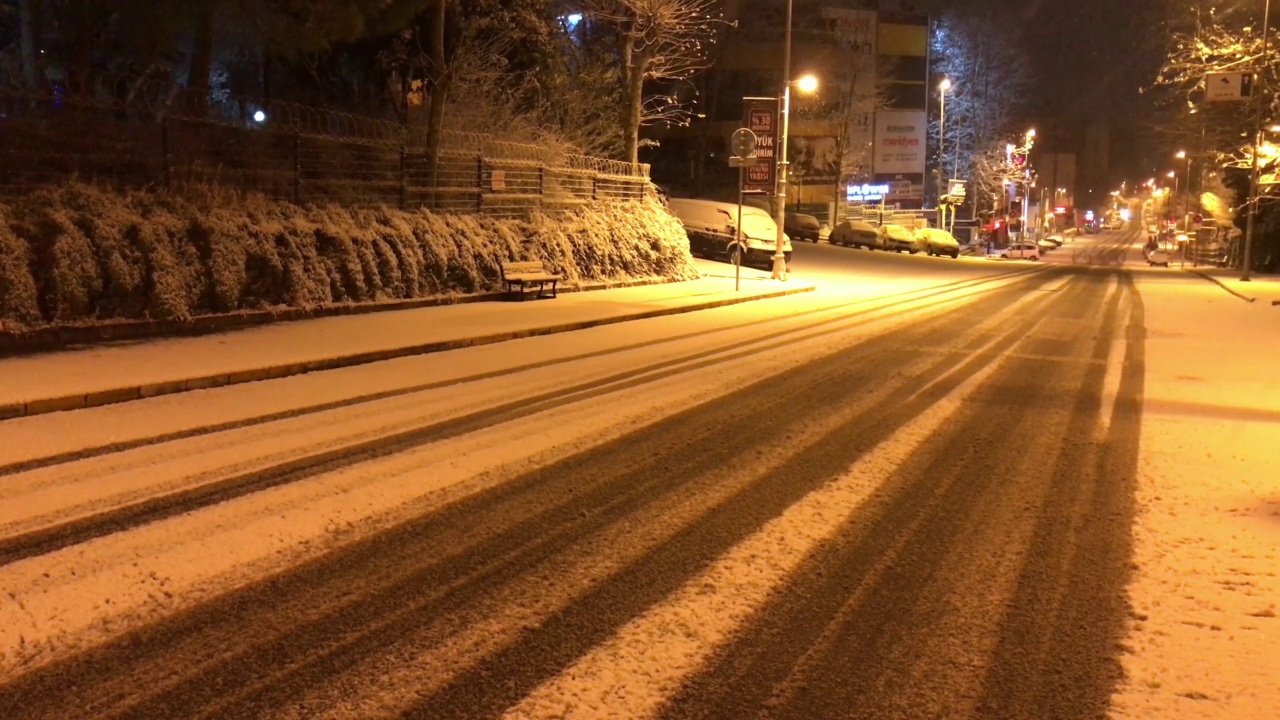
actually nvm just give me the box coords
[0,183,697,330]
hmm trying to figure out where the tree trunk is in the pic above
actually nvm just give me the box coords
[188,4,215,118]
[18,0,40,91]
[426,0,449,208]
[623,50,647,170]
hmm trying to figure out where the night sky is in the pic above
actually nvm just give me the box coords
[926,0,1169,190]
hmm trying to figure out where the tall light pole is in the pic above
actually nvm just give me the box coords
[1244,0,1272,281]
[772,0,795,281]
[938,77,951,231]
[771,72,818,280]
[1176,150,1190,223]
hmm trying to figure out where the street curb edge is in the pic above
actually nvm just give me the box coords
[5,284,815,421]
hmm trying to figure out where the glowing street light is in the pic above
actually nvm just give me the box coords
[773,70,817,280]
[770,0,818,281]
[938,77,952,228]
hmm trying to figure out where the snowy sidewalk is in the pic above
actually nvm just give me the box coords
[0,260,814,419]
[1183,266,1280,306]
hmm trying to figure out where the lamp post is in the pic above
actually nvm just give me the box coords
[1176,150,1190,223]
[938,77,951,231]
[1244,0,1273,281]
[773,0,794,281]
[772,72,818,280]
[1167,170,1178,223]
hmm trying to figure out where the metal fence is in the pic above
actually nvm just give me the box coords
[0,71,649,217]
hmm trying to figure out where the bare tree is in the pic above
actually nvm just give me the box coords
[929,9,1033,213]
[585,0,726,167]
[1153,3,1280,176]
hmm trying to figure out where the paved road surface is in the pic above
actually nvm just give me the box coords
[0,234,1146,719]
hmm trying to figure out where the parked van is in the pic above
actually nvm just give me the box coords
[666,198,793,266]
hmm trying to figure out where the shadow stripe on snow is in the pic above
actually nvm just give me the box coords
[0,272,1065,720]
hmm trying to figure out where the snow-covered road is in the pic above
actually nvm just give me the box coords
[0,230,1276,719]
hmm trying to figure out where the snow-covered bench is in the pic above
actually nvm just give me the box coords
[502,261,561,300]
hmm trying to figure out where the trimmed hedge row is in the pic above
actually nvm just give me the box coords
[0,184,698,330]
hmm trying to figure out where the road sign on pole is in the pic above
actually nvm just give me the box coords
[1205,72,1253,102]
[742,97,779,194]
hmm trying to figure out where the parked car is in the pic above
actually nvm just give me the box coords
[998,241,1040,261]
[917,228,961,258]
[1036,236,1059,251]
[1041,234,1065,247]
[829,220,881,250]
[879,224,923,253]
[666,198,792,266]
[784,212,822,243]
[1148,247,1171,267]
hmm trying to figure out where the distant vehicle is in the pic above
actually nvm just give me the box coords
[879,223,923,253]
[1036,236,1059,251]
[666,198,793,266]
[998,242,1040,261]
[917,228,961,258]
[1148,248,1170,267]
[828,220,881,250]
[1042,234,1065,247]
[784,212,822,242]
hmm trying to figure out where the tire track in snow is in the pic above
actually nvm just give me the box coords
[644,273,1113,720]
[498,278,1088,720]
[0,270,1045,567]
[0,271,1065,720]
[0,268,1036,479]
[975,270,1142,718]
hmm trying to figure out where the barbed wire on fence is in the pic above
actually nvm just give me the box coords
[0,69,650,217]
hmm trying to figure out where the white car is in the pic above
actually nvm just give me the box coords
[879,224,924,253]
[998,242,1040,261]
[1148,248,1170,267]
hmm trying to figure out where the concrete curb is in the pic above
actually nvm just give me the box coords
[1185,269,1257,303]
[2,283,815,420]
[0,274,689,357]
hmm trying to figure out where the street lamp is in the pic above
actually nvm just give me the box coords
[938,77,951,230]
[772,71,817,280]
[1176,150,1191,224]
[771,0,820,281]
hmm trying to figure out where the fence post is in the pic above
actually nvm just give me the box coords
[293,131,301,204]
[161,117,172,191]
[592,175,599,202]
[400,144,407,210]
[477,154,484,213]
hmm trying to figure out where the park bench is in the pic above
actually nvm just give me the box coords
[501,260,561,300]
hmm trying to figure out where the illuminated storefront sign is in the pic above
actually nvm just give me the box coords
[846,183,892,202]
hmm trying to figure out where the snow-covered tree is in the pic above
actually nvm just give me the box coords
[929,8,1033,212]
[584,0,727,167]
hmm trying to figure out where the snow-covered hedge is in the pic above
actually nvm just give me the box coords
[0,183,697,329]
